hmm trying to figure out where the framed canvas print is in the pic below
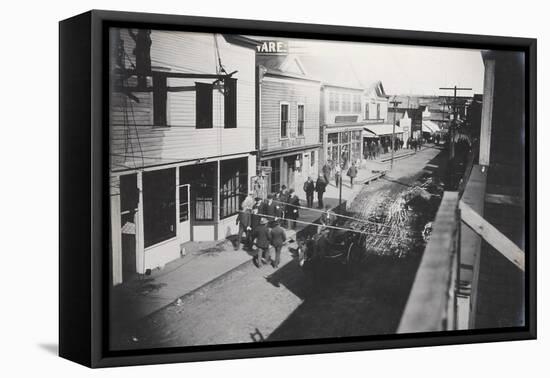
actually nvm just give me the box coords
[59,10,536,368]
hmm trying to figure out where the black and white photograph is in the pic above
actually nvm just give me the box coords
[107,27,527,351]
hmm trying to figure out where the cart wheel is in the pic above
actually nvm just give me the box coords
[346,242,356,275]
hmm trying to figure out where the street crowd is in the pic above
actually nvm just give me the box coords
[234,161,359,269]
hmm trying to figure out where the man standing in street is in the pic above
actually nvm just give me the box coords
[303,176,315,208]
[235,206,252,250]
[315,174,327,209]
[269,220,287,268]
[347,162,358,189]
[287,189,300,229]
[252,217,271,267]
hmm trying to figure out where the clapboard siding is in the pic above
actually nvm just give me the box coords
[110,29,255,171]
[321,87,364,124]
[260,78,320,152]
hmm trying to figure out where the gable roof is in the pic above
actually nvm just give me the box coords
[298,55,364,90]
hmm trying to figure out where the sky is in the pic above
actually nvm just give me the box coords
[284,38,485,96]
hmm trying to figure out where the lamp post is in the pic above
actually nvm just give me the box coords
[439,85,472,160]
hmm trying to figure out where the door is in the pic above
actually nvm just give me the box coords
[179,184,191,243]
[120,174,138,282]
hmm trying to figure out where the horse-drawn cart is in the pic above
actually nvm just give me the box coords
[297,227,367,278]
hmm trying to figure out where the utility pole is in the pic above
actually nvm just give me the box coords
[439,85,472,160]
[389,98,402,170]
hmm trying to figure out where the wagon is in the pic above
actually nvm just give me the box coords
[297,227,367,278]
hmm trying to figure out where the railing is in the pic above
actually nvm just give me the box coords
[397,192,461,333]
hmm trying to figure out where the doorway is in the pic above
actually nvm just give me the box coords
[119,174,138,282]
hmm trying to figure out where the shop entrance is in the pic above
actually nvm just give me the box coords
[119,173,139,282]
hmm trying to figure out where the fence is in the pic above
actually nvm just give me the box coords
[397,192,461,333]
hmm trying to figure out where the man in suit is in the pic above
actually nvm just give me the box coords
[303,176,315,208]
[235,207,252,250]
[261,194,278,227]
[347,162,358,189]
[269,221,287,268]
[286,189,300,230]
[315,174,327,209]
[252,217,271,267]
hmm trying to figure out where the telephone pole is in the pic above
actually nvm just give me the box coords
[439,85,472,160]
[389,98,402,170]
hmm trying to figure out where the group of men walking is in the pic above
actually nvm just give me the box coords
[235,188,300,269]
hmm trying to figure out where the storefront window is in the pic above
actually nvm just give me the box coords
[220,158,248,219]
[142,168,176,248]
[193,164,215,221]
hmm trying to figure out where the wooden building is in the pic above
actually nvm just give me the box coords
[109,29,257,285]
[256,54,322,193]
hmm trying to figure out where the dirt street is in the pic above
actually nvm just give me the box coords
[112,147,446,350]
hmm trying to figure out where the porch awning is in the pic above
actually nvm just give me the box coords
[422,120,441,133]
[364,123,403,136]
[363,129,378,138]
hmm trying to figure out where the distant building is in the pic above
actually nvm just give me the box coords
[299,56,389,168]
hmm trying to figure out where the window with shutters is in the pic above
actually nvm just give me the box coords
[224,78,237,128]
[153,74,167,127]
[195,82,213,129]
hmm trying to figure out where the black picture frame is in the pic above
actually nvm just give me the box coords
[59,9,537,368]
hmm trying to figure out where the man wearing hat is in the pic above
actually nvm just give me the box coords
[252,217,271,267]
[315,174,327,209]
[269,220,287,268]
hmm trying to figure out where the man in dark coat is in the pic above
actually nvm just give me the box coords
[303,176,315,208]
[252,217,271,267]
[315,174,327,209]
[235,208,252,250]
[269,221,287,268]
[259,194,277,225]
[347,162,358,189]
[250,197,262,236]
[286,189,300,229]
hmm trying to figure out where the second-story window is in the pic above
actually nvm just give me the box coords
[365,103,370,119]
[353,94,361,113]
[342,94,351,112]
[297,104,305,136]
[280,103,289,138]
[329,92,340,112]
[376,103,381,119]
